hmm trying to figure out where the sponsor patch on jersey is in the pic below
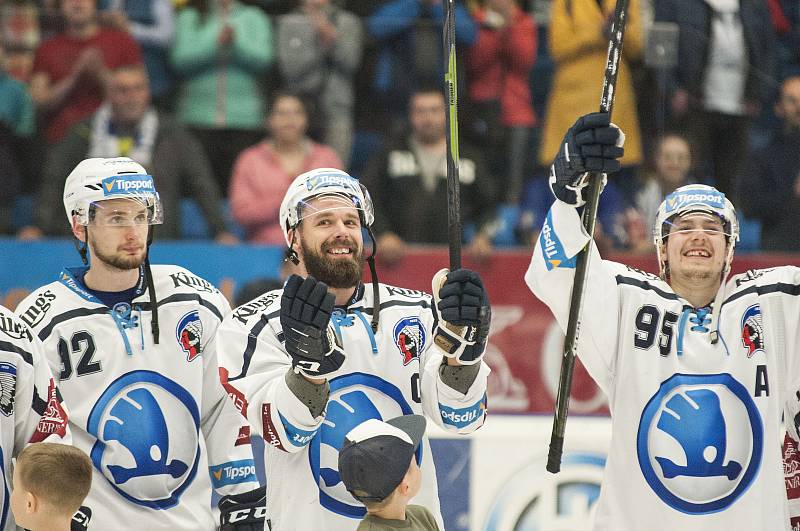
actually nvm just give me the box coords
[30,378,68,442]
[18,290,57,328]
[59,271,97,302]
[393,317,426,365]
[439,395,487,429]
[0,362,16,416]
[209,459,258,488]
[169,271,218,294]
[261,403,286,451]
[740,304,765,357]
[278,411,318,447]
[637,373,763,514]
[235,425,251,447]
[87,371,200,509]
[0,311,32,341]
[232,293,279,325]
[220,367,248,417]
[540,210,576,270]
[101,174,156,196]
[176,311,203,362]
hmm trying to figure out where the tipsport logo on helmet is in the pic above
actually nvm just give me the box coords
[664,189,726,214]
[101,174,156,197]
[305,172,360,194]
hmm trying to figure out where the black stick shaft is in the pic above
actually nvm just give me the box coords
[547,0,629,474]
[443,0,461,271]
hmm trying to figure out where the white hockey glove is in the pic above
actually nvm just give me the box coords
[549,111,625,207]
[280,275,345,378]
[432,268,491,365]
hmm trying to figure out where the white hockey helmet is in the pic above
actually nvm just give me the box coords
[63,157,163,227]
[279,168,374,246]
[654,184,739,277]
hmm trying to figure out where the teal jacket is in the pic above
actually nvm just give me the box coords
[171,2,272,129]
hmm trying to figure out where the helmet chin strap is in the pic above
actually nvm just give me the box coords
[144,225,159,344]
[365,226,380,333]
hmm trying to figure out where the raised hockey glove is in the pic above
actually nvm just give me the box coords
[549,111,625,207]
[70,506,91,531]
[280,275,345,378]
[432,268,491,365]
[219,486,271,531]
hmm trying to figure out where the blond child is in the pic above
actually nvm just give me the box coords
[11,443,92,531]
[338,415,440,531]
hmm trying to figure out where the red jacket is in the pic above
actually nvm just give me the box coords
[467,6,537,127]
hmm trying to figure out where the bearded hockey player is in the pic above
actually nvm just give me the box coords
[16,157,265,530]
[213,168,491,530]
[526,112,800,530]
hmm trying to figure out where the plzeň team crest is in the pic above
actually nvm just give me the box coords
[87,371,201,509]
[393,317,426,365]
[176,311,203,362]
[740,304,765,357]
[308,373,418,518]
[637,373,763,514]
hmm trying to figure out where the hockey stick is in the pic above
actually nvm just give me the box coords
[547,0,630,474]
[443,0,461,271]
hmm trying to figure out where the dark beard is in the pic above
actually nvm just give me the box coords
[301,240,364,288]
[90,239,146,271]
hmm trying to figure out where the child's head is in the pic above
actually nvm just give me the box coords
[11,443,92,528]
[338,415,426,510]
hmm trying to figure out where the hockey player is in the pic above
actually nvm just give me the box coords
[526,112,800,530]
[0,305,70,531]
[213,168,491,530]
[15,157,266,530]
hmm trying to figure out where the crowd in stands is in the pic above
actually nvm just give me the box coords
[1,0,799,254]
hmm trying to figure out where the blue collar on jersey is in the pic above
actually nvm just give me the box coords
[331,283,378,354]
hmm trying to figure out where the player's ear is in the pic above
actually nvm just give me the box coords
[71,217,86,242]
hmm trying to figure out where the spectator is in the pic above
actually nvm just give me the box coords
[632,132,694,253]
[739,75,800,251]
[0,40,36,235]
[10,443,92,531]
[229,91,342,245]
[98,0,175,108]
[1,0,40,82]
[276,0,362,167]
[466,0,537,203]
[539,0,644,201]
[29,0,142,144]
[655,0,775,199]
[367,0,476,127]
[360,86,497,264]
[338,415,440,531]
[171,0,272,192]
[19,64,237,242]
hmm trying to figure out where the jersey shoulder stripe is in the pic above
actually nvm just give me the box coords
[0,339,34,366]
[615,275,679,301]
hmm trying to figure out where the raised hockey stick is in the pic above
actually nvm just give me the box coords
[547,0,630,474]
[443,0,461,271]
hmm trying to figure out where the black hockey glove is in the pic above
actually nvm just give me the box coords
[432,268,491,365]
[219,486,270,531]
[549,111,624,207]
[280,275,345,378]
[70,506,91,531]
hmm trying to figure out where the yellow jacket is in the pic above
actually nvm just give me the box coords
[538,0,643,167]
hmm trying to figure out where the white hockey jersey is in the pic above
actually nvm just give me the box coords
[213,282,490,531]
[16,265,258,530]
[0,305,70,530]
[526,200,799,531]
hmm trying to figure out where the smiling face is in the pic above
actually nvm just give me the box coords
[293,196,364,288]
[661,212,728,287]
